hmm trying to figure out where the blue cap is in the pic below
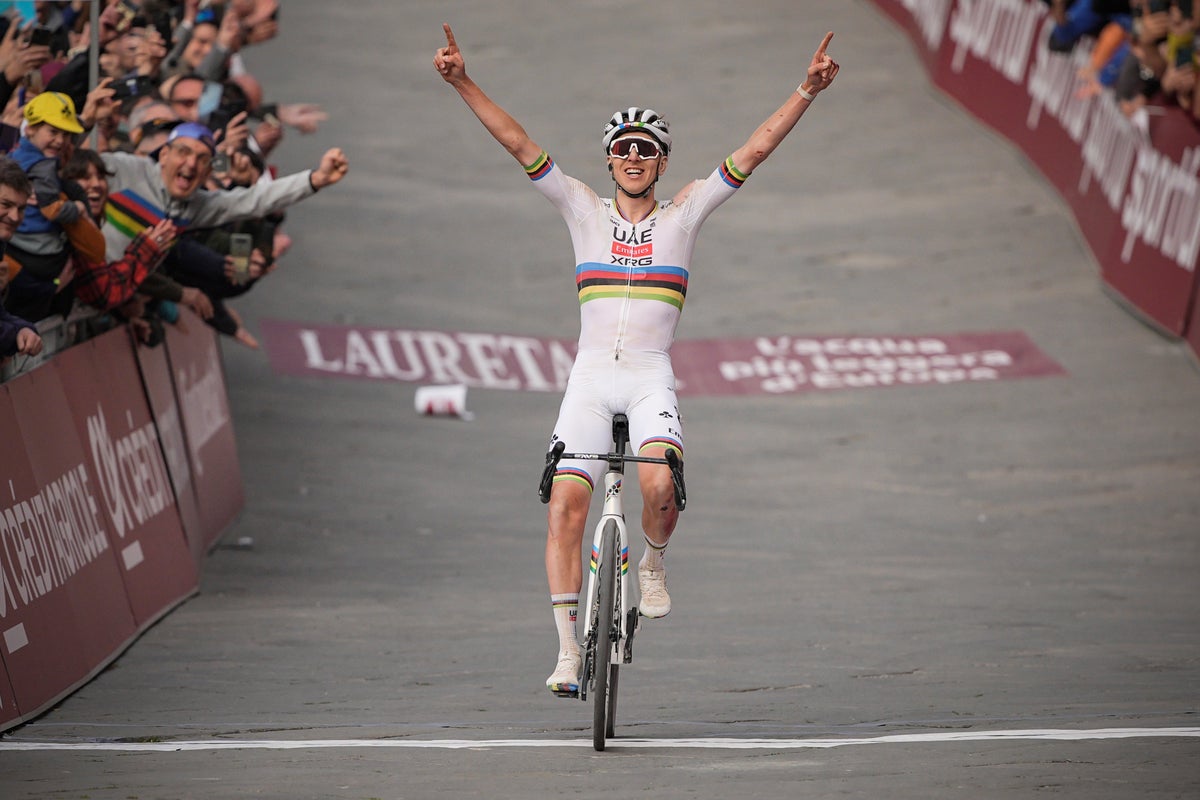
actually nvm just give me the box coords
[166,122,216,154]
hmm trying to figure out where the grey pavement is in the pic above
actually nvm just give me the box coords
[2,1,1198,798]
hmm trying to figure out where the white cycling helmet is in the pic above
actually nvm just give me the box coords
[602,107,671,155]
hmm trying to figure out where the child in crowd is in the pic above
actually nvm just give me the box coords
[3,91,89,321]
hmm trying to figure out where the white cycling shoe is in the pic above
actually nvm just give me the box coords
[546,650,581,697]
[638,565,671,618]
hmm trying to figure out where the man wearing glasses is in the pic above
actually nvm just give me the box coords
[434,24,839,696]
[97,121,348,266]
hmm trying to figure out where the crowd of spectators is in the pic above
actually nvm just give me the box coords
[0,0,347,372]
[1045,0,1200,122]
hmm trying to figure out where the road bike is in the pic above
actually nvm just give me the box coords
[538,413,686,750]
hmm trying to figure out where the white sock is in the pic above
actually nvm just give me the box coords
[640,535,668,571]
[551,593,579,656]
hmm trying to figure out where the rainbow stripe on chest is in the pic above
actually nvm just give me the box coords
[575,263,689,309]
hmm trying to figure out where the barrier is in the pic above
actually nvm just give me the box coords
[54,330,199,624]
[134,331,209,565]
[0,313,243,731]
[163,319,245,552]
[866,0,1200,354]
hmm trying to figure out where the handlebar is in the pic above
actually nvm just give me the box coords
[538,440,687,512]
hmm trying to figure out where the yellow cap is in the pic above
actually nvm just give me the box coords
[23,92,85,135]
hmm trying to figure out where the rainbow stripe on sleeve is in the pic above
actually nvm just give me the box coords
[719,156,749,188]
[525,151,554,181]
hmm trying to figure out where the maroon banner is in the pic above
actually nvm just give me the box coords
[260,319,1065,396]
[54,329,198,626]
[671,331,1065,395]
[0,649,17,730]
[164,316,244,551]
[867,0,1200,337]
[0,389,32,729]
[260,318,579,392]
[134,335,208,566]
[1,364,138,720]
[1187,287,1200,364]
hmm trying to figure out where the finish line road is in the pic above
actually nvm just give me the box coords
[1,1,1197,798]
[3,727,1199,752]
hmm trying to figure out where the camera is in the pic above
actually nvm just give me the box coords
[111,74,157,102]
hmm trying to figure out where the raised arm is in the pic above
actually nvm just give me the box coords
[434,23,544,168]
[729,31,840,176]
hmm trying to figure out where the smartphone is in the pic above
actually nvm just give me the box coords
[1175,43,1195,67]
[211,150,230,172]
[206,107,231,131]
[27,25,52,47]
[229,233,253,285]
[111,74,156,102]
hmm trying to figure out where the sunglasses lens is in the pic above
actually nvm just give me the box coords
[610,137,661,158]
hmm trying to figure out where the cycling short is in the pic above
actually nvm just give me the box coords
[549,349,684,494]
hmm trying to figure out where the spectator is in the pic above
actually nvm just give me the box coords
[0,15,52,116]
[180,144,281,348]
[98,120,347,267]
[0,156,41,364]
[1046,1,1133,53]
[1160,1,1198,114]
[126,98,180,155]
[3,91,93,321]
[59,146,199,319]
[44,0,153,113]
[1047,0,1199,124]
[0,0,344,370]
[162,2,242,83]
[166,72,204,122]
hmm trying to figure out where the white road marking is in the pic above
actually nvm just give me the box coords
[1,728,1197,752]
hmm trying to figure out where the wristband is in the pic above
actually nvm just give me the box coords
[797,85,816,102]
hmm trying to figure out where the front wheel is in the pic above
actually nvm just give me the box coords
[592,520,618,751]
[606,664,619,738]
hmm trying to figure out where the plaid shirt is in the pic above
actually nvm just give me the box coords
[73,230,168,311]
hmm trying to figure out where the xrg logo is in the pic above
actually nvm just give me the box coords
[611,225,654,265]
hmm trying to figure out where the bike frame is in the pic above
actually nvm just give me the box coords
[580,464,636,684]
[538,418,685,748]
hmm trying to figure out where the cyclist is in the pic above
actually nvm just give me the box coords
[434,23,839,696]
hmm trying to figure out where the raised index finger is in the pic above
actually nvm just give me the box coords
[443,23,458,53]
[815,31,834,57]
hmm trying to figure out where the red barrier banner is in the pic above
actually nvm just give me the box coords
[164,317,244,550]
[0,391,30,729]
[867,0,1200,336]
[1188,290,1200,364]
[134,336,208,566]
[259,320,1064,396]
[54,330,198,626]
[1,364,137,720]
[0,650,17,730]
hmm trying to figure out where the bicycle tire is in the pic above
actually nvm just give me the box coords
[606,664,619,738]
[592,520,618,751]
